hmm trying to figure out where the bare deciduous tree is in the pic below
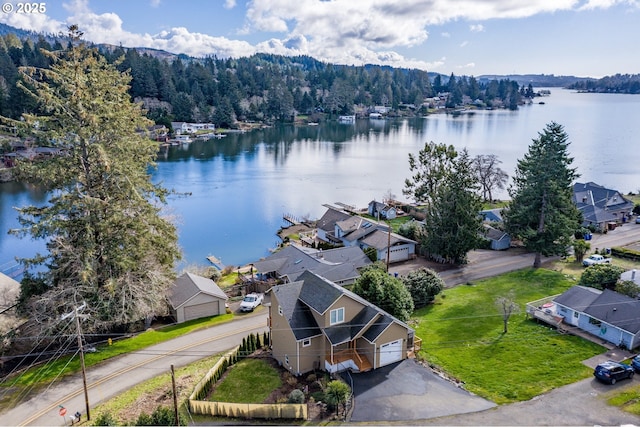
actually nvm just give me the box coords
[473,154,509,202]
[495,291,520,334]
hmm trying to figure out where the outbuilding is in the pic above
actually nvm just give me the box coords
[168,273,228,323]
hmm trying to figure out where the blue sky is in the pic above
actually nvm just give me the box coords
[1,0,638,78]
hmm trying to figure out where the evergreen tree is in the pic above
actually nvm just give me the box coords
[9,27,181,335]
[403,141,457,206]
[504,122,581,268]
[422,149,484,264]
[352,266,413,321]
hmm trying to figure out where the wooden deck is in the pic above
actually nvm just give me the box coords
[327,348,372,372]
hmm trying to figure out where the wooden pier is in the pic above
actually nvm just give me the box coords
[283,213,302,226]
[206,255,225,270]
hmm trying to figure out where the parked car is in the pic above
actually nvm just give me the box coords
[594,361,634,384]
[239,293,264,312]
[631,355,640,372]
[636,217,640,224]
[582,254,612,267]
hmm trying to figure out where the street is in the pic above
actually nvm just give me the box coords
[0,311,268,426]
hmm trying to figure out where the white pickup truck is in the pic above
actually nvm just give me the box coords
[239,293,264,312]
[582,254,612,267]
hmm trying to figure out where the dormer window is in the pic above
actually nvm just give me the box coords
[330,307,345,325]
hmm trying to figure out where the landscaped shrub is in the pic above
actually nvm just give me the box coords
[288,389,305,403]
[611,246,640,262]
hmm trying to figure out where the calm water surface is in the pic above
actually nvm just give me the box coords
[1,89,639,270]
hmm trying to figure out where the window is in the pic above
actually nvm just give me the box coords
[302,338,311,347]
[285,354,289,365]
[589,317,602,327]
[278,305,283,316]
[573,311,579,318]
[330,307,345,325]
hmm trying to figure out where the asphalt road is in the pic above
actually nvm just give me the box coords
[1,310,268,427]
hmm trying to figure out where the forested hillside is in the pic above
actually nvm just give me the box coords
[567,74,640,94]
[0,30,533,130]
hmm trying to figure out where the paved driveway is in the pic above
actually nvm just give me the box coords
[344,359,496,422]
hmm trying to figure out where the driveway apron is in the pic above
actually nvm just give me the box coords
[345,359,496,422]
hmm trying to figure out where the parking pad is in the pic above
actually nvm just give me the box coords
[344,359,496,422]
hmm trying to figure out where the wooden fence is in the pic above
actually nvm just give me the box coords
[188,345,308,420]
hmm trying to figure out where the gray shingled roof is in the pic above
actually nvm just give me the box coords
[573,182,634,224]
[583,289,640,334]
[168,272,227,309]
[554,285,601,312]
[271,281,321,340]
[360,229,416,250]
[317,207,351,232]
[272,270,414,346]
[252,245,370,283]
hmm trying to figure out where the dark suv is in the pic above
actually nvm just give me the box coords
[594,361,634,384]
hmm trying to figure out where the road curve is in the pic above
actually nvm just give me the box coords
[1,311,268,426]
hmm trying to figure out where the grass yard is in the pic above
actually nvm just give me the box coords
[209,358,282,403]
[2,313,233,390]
[607,384,640,416]
[413,268,605,404]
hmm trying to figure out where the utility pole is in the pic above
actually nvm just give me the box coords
[386,220,391,271]
[63,304,91,421]
[171,365,179,426]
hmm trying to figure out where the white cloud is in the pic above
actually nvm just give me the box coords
[0,0,631,72]
[460,40,469,47]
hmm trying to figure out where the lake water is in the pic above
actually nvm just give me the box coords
[1,89,640,271]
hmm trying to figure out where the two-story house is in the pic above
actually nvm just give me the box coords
[268,270,415,375]
[573,182,634,230]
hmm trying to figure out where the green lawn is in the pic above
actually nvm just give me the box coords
[2,313,233,389]
[209,358,281,403]
[413,268,605,404]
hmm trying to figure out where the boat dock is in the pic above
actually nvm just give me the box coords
[206,255,225,270]
[283,213,302,226]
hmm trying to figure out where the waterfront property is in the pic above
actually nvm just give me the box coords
[268,270,416,375]
[316,205,416,263]
[168,273,228,323]
[252,244,371,286]
[573,182,634,230]
[367,200,396,220]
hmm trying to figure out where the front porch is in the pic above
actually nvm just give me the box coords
[326,348,372,373]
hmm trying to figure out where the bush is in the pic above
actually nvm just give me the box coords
[579,264,625,290]
[93,412,118,426]
[288,389,305,403]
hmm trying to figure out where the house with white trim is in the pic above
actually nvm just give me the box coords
[268,270,416,375]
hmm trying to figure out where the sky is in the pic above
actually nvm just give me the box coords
[0,0,639,78]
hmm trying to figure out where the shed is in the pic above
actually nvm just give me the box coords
[483,225,511,250]
[168,273,228,323]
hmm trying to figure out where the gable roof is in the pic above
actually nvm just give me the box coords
[360,229,416,250]
[317,206,351,232]
[168,272,227,309]
[554,285,602,312]
[270,280,322,340]
[252,244,371,283]
[583,289,640,334]
[573,182,634,223]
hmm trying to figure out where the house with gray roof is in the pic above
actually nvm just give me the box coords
[168,273,228,323]
[551,285,640,350]
[268,270,415,375]
[316,205,417,263]
[368,200,396,220]
[573,182,634,230]
[252,244,371,285]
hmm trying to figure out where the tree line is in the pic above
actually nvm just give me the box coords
[567,73,640,94]
[0,31,531,131]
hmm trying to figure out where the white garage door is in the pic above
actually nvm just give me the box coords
[388,247,409,263]
[379,339,403,367]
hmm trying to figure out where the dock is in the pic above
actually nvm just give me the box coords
[283,213,302,226]
[206,255,225,270]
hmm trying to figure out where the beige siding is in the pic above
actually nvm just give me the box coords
[320,295,365,328]
[269,294,302,374]
[297,335,325,373]
[356,337,375,364]
[177,294,225,322]
[373,322,409,368]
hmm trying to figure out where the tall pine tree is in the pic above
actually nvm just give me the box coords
[422,149,484,264]
[504,122,581,268]
[9,27,181,335]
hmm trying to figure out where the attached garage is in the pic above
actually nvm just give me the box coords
[168,273,228,323]
[379,339,403,367]
[388,247,409,263]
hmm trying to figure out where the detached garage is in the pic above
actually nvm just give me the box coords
[168,273,228,323]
